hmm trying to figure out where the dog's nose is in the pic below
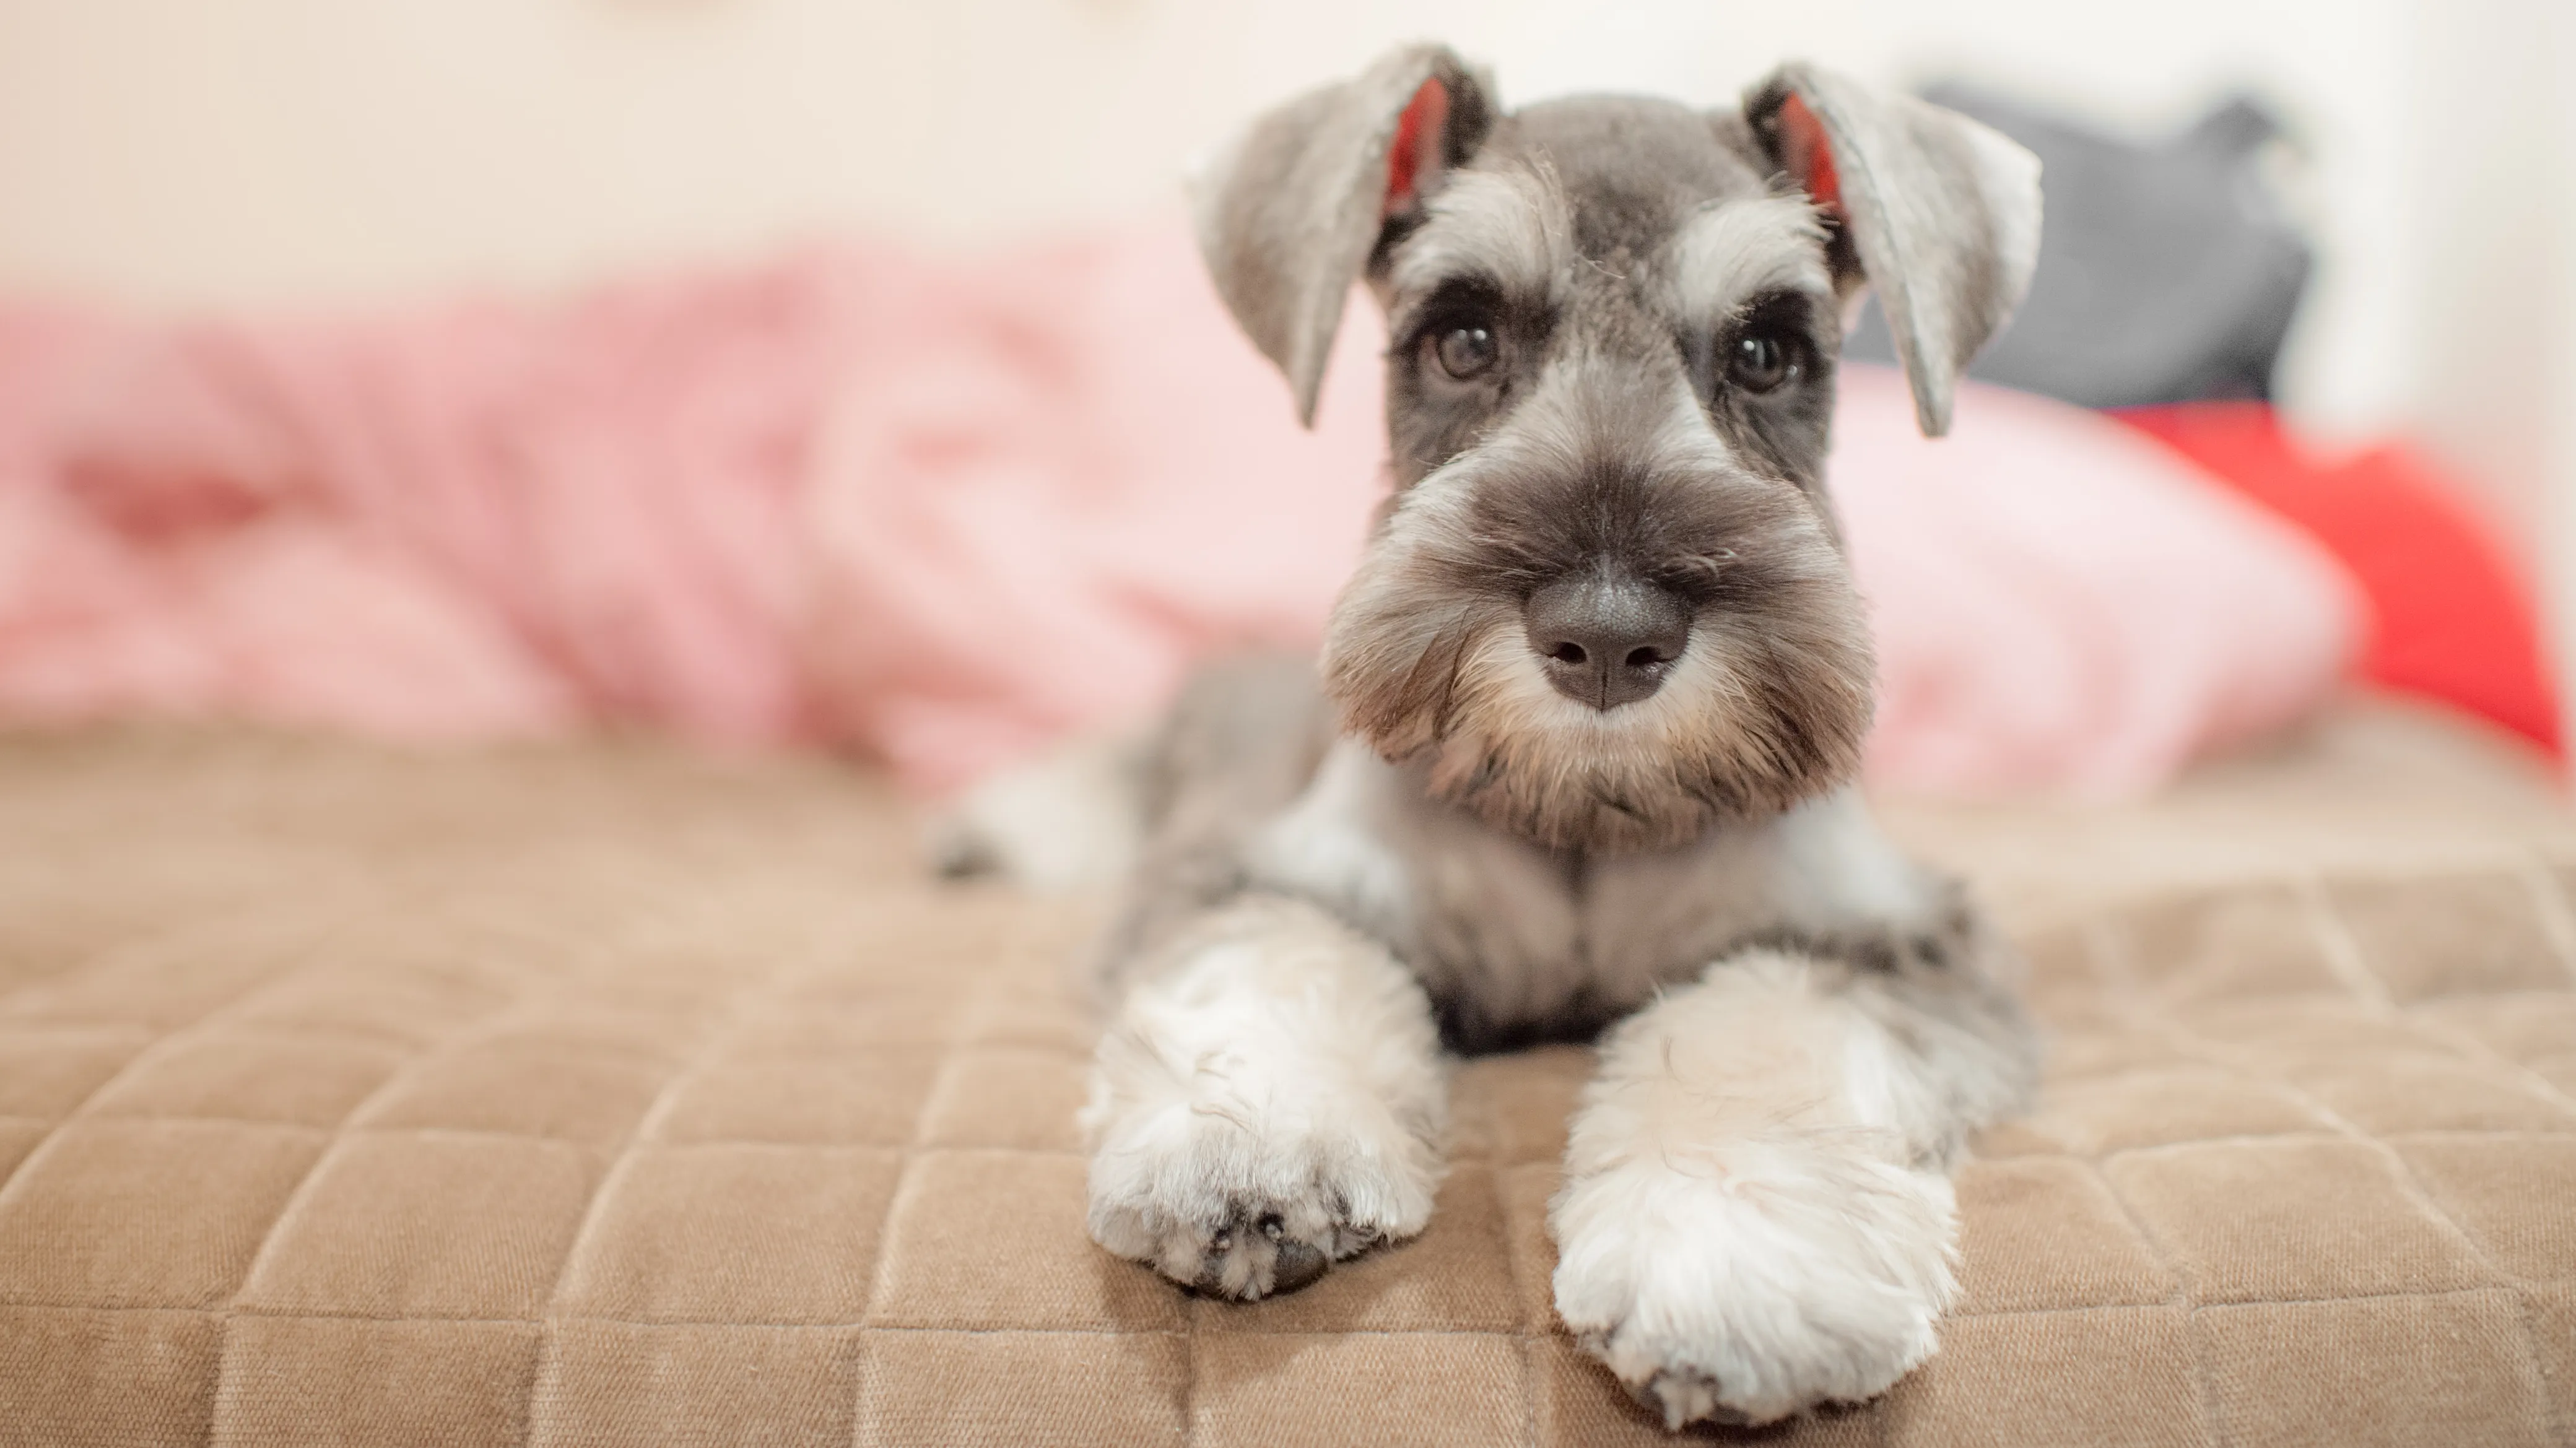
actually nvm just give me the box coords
[1525,574,1691,710]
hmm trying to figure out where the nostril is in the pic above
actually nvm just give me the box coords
[1524,571,1692,710]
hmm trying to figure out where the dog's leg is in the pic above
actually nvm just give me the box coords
[1083,893,1446,1299]
[931,651,1331,895]
[1550,940,2033,1429]
[926,732,1151,891]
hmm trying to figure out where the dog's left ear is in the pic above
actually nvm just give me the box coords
[1192,45,1496,427]
[1745,65,2042,436]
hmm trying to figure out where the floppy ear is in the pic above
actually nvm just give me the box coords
[1191,45,1495,426]
[1746,64,2042,436]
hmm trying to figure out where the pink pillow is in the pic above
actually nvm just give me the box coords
[1828,363,2359,797]
[804,222,2359,800]
[0,219,2357,800]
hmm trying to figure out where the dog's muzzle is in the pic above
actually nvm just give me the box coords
[1523,570,1691,711]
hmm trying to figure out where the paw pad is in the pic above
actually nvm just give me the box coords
[1187,1201,1342,1299]
[1627,1366,1752,1432]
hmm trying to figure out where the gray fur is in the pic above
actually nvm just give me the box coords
[1066,47,2044,1429]
[1747,66,2045,435]
[1190,45,1495,426]
[1137,40,2042,1129]
[1092,651,1334,997]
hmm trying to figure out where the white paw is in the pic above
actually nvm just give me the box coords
[926,734,1144,891]
[1081,906,1448,1299]
[1084,1097,1437,1298]
[1550,1136,1957,1428]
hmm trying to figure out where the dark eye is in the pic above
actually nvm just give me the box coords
[1725,330,1801,393]
[1432,325,1499,380]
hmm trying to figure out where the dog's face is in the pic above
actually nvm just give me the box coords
[1197,50,2040,852]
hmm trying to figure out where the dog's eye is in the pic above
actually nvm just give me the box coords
[1433,326,1500,381]
[1725,331,1801,393]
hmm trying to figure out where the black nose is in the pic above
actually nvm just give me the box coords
[1525,573,1692,710]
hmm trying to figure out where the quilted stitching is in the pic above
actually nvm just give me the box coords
[0,730,2569,1447]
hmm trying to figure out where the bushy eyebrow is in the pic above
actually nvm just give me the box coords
[1663,196,1834,325]
[1389,167,1573,305]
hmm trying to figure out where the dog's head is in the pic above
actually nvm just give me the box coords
[1196,47,2040,853]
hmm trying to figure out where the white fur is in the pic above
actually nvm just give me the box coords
[928,735,1141,891]
[1550,950,1959,1428]
[1250,739,1948,1037]
[1081,896,1447,1298]
[1243,742,1424,946]
[1390,166,1574,303]
[1664,194,1836,325]
[1250,740,1578,1015]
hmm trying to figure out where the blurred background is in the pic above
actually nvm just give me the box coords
[1,1,2560,499]
[0,0,2567,796]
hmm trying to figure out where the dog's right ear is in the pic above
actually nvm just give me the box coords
[1192,45,1495,427]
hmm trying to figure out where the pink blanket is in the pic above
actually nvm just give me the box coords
[0,220,2355,798]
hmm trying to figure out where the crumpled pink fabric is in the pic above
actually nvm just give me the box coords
[1830,365,2360,796]
[0,218,2355,798]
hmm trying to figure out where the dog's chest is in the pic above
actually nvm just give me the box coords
[1245,742,1934,1041]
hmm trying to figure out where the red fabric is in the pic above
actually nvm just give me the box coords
[2116,403,2559,755]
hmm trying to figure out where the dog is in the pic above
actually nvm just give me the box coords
[946,43,2044,1430]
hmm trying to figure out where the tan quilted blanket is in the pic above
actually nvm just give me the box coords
[1,701,2570,1446]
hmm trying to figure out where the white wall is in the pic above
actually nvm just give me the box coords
[0,2,2417,419]
[0,0,2561,530]
[2404,0,2572,555]
[2534,4,2576,737]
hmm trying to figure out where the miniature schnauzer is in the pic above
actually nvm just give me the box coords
[951,43,2043,1430]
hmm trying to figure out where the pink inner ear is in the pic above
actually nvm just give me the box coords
[1777,92,1843,217]
[1384,78,1451,219]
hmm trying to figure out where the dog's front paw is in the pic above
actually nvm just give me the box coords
[1084,1096,1439,1300]
[1551,1137,1957,1429]
[1081,897,1448,1299]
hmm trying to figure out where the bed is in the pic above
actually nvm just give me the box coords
[1,695,2569,1446]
